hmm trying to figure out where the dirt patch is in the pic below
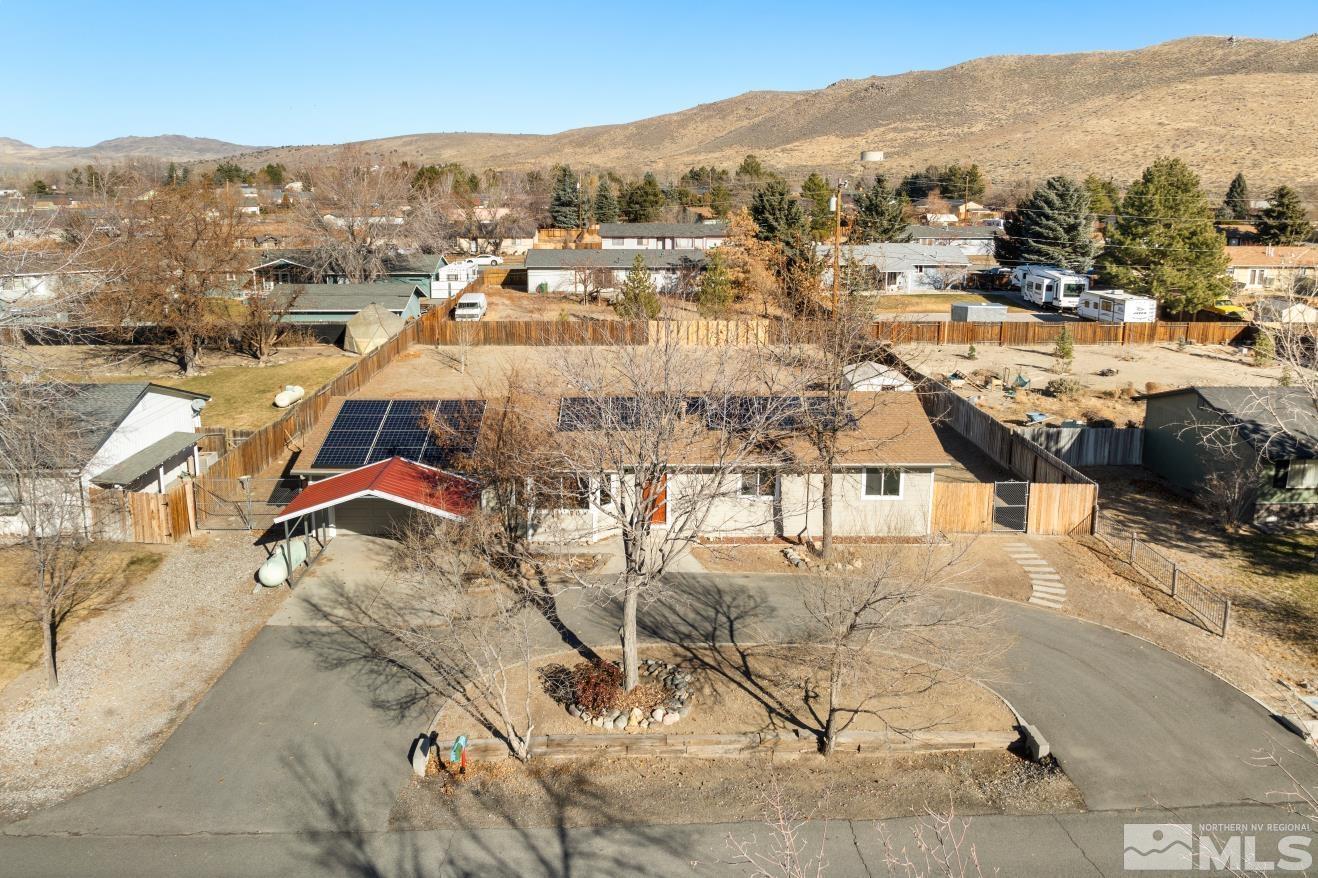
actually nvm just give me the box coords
[433,645,1011,742]
[390,750,1082,832]
[898,342,1284,427]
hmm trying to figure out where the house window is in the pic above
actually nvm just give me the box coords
[1248,269,1266,287]
[634,237,649,247]
[0,478,19,516]
[597,475,613,507]
[862,468,902,498]
[740,470,775,498]
[1286,460,1318,490]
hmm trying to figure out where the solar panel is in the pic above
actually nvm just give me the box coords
[311,399,485,470]
[558,396,641,431]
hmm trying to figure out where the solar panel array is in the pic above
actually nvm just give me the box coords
[311,399,485,470]
[557,396,643,431]
[556,394,855,433]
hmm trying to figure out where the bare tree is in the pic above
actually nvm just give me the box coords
[95,180,250,374]
[294,148,413,282]
[541,341,790,691]
[725,773,829,878]
[878,805,993,878]
[0,381,101,687]
[238,284,303,363]
[302,514,539,761]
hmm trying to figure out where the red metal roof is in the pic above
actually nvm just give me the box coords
[274,457,479,523]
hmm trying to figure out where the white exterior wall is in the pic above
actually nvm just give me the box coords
[84,392,201,493]
[434,263,479,299]
[601,236,724,250]
[528,266,685,295]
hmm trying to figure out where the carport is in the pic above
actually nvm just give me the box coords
[273,456,479,538]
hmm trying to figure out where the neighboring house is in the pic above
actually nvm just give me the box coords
[597,222,728,250]
[285,391,951,540]
[1140,386,1318,528]
[249,250,449,295]
[0,255,101,304]
[905,224,997,258]
[1253,296,1318,325]
[433,260,481,299]
[923,213,959,226]
[269,282,425,346]
[0,383,210,538]
[525,248,706,296]
[818,243,971,292]
[1226,245,1318,292]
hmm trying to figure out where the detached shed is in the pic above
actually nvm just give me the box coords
[343,303,405,355]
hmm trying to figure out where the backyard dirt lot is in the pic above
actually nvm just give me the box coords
[23,343,355,429]
[391,750,1081,833]
[899,342,1285,426]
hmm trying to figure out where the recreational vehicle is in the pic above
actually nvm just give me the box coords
[1020,268,1088,310]
[1076,290,1157,324]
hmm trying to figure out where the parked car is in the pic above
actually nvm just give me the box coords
[1206,296,1248,319]
[463,254,503,266]
[453,292,488,321]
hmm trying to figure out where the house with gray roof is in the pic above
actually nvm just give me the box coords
[249,251,447,295]
[817,243,971,292]
[597,221,727,251]
[526,249,707,296]
[905,224,998,258]
[0,382,210,538]
[1140,386,1318,528]
[266,282,425,346]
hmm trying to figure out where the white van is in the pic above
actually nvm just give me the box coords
[453,292,488,321]
[1020,268,1088,310]
[1076,289,1157,324]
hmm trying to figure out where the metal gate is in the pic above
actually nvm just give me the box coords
[195,477,301,531]
[992,481,1029,532]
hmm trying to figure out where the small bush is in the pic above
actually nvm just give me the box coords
[1053,326,1075,364]
[1253,331,1276,366]
[535,282,549,295]
[570,659,623,713]
[966,343,977,361]
[1045,377,1082,398]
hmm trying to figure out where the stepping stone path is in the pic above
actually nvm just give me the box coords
[1005,541,1066,609]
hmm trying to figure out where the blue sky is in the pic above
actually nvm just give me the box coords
[3,0,1314,148]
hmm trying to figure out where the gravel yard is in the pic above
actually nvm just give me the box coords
[0,531,284,821]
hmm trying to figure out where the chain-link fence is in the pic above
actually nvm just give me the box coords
[1094,512,1232,636]
[194,477,301,533]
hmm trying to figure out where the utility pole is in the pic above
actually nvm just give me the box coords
[831,181,846,311]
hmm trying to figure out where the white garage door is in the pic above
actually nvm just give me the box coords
[334,498,416,536]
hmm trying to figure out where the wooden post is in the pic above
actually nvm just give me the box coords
[1129,530,1138,563]
[1222,600,1232,637]
[999,321,1006,347]
[1170,565,1178,597]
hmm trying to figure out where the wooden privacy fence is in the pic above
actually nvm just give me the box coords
[88,480,195,544]
[1018,425,1144,467]
[871,319,1252,347]
[931,482,994,533]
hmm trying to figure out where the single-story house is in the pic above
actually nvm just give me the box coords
[0,253,102,304]
[525,248,707,296]
[818,243,971,292]
[250,250,449,296]
[0,383,210,538]
[1140,386,1318,528]
[1226,246,1318,293]
[905,224,997,258]
[1253,296,1318,325]
[597,222,727,250]
[272,282,425,322]
[432,260,480,299]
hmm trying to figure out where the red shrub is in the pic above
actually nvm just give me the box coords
[571,660,623,713]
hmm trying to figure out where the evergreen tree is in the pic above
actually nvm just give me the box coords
[800,172,834,236]
[939,163,987,202]
[750,178,805,244]
[261,163,286,186]
[1256,185,1313,245]
[164,162,182,186]
[709,183,732,218]
[850,176,910,244]
[622,173,663,222]
[995,176,1096,270]
[548,165,581,229]
[697,249,734,316]
[211,161,246,185]
[1082,174,1120,216]
[735,154,766,182]
[617,254,661,319]
[1221,173,1250,221]
[1095,157,1230,316]
[592,179,620,223]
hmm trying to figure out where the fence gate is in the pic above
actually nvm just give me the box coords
[992,481,1029,533]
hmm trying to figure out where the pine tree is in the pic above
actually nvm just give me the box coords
[750,179,805,244]
[850,176,910,244]
[617,254,661,319]
[800,172,834,236]
[1256,186,1313,245]
[548,165,581,229]
[696,249,734,316]
[1053,325,1074,369]
[735,154,766,182]
[622,173,663,222]
[995,176,1096,270]
[1082,175,1120,216]
[593,179,620,224]
[939,164,987,202]
[1222,173,1250,221]
[1095,157,1231,316]
[709,183,732,218]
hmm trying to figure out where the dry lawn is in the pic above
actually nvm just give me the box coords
[0,544,164,691]
[390,750,1081,833]
[433,645,1012,742]
[900,342,1285,426]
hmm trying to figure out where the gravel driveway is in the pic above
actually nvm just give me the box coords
[0,531,284,820]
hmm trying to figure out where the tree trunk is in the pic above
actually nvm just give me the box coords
[620,579,639,691]
[822,665,842,755]
[178,333,200,376]
[820,466,834,560]
[42,609,58,689]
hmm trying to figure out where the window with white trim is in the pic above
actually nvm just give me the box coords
[862,467,902,498]
[740,470,774,498]
[0,478,19,516]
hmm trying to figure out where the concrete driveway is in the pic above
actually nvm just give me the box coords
[4,560,1317,871]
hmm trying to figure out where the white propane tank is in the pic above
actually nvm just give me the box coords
[256,539,309,587]
[273,385,306,408]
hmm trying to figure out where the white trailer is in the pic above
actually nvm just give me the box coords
[1020,268,1088,310]
[1076,289,1157,323]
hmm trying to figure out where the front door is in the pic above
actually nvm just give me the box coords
[642,475,668,526]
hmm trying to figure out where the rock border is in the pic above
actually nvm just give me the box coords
[565,659,695,731]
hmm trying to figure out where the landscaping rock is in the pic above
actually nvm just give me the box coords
[567,704,581,718]
[662,712,680,726]
[612,714,628,730]
[651,708,666,722]
[629,707,643,723]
